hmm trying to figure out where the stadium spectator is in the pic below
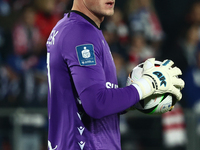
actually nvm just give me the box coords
[182,48,200,109]
[103,7,130,61]
[127,33,155,71]
[104,7,129,45]
[174,24,199,74]
[185,1,200,25]
[34,0,61,55]
[8,4,48,106]
[112,51,128,88]
[0,0,11,16]
[126,0,164,52]
[0,26,21,106]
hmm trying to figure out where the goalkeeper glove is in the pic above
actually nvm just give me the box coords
[130,58,184,101]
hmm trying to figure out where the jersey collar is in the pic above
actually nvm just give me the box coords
[67,10,101,30]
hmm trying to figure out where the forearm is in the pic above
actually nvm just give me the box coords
[80,83,140,119]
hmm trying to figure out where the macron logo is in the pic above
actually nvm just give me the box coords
[47,30,59,45]
[48,140,57,150]
[77,126,85,135]
[78,141,85,150]
[153,71,167,87]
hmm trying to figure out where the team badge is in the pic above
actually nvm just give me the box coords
[82,48,90,58]
[76,44,96,66]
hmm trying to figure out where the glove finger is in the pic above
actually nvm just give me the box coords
[170,66,182,76]
[161,59,174,68]
[177,92,182,101]
[172,77,185,89]
[170,87,182,101]
[127,77,133,86]
[143,58,155,70]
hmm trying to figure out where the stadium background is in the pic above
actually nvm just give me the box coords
[0,0,200,149]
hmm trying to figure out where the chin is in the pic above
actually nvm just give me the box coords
[108,12,114,16]
[104,10,114,16]
[95,10,114,18]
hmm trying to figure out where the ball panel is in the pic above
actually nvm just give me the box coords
[135,94,165,114]
[154,94,173,114]
[137,104,157,114]
[134,93,175,114]
[143,94,165,108]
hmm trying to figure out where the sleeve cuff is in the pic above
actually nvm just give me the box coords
[131,84,142,100]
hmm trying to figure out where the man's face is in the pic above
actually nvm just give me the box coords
[83,0,115,17]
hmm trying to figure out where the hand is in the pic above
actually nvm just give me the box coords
[131,58,185,100]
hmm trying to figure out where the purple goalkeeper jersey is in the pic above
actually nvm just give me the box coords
[46,11,140,150]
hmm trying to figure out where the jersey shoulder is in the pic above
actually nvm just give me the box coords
[64,17,101,43]
[60,15,103,51]
[52,14,103,64]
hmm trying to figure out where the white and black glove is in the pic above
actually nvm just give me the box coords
[128,58,185,101]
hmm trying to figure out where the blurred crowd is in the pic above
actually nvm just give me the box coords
[0,0,73,107]
[0,0,200,150]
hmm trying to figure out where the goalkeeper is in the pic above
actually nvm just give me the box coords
[46,0,185,150]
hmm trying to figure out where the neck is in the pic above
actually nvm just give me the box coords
[71,1,104,28]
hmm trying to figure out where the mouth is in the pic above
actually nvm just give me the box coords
[106,1,115,7]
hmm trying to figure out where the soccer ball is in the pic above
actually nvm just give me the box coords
[133,93,176,114]
[127,60,177,114]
